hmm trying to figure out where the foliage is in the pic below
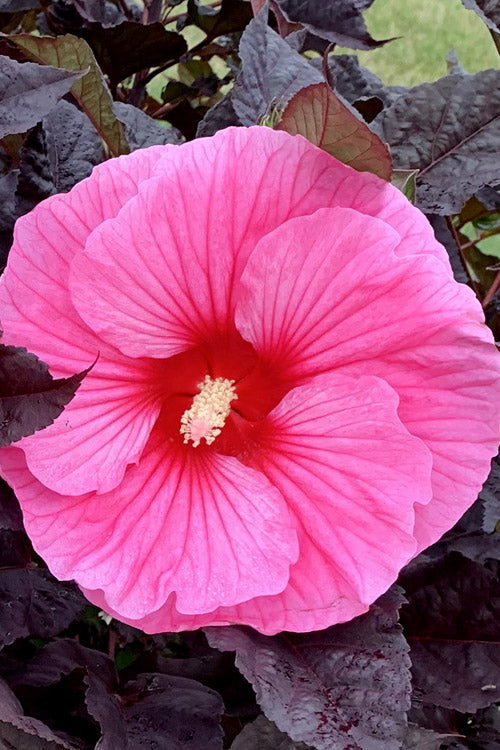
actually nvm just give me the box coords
[0,0,499,748]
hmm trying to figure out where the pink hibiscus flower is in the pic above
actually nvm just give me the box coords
[0,127,499,635]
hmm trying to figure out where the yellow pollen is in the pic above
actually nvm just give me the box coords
[180,375,237,447]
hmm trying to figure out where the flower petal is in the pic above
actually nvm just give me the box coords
[336,323,500,551]
[235,205,500,553]
[0,438,298,618]
[0,146,168,375]
[0,148,169,495]
[69,127,449,359]
[236,206,434,375]
[252,374,431,609]
[18,358,161,496]
[80,372,433,635]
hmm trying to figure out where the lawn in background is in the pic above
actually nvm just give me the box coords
[336,0,499,85]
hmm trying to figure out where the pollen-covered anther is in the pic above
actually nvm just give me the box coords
[180,375,238,447]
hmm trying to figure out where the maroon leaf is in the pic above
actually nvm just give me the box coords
[276,81,392,180]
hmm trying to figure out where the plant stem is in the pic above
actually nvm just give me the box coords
[445,216,481,297]
[116,0,134,20]
[482,269,500,308]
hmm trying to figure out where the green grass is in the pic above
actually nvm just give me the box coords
[335,0,500,85]
[147,0,500,102]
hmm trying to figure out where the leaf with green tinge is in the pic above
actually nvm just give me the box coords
[391,169,418,202]
[375,69,500,213]
[276,82,392,180]
[0,57,85,138]
[8,33,129,156]
[207,588,410,750]
[0,344,89,447]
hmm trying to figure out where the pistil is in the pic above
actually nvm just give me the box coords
[180,375,237,447]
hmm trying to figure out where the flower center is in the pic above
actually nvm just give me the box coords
[180,375,238,447]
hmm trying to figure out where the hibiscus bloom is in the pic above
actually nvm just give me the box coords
[0,127,499,635]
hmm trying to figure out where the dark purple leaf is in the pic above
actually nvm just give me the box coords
[11,638,117,689]
[476,184,500,210]
[314,55,395,106]
[83,21,187,84]
[0,0,39,9]
[0,344,90,447]
[187,0,253,39]
[196,92,240,137]
[8,33,129,156]
[480,454,500,532]
[402,724,454,749]
[15,99,103,217]
[432,499,500,563]
[406,704,464,738]
[0,477,23,531]
[41,98,103,192]
[352,95,384,123]
[0,167,19,268]
[446,47,467,76]
[14,124,53,218]
[375,69,500,214]
[84,672,127,750]
[0,676,75,749]
[0,568,85,648]
[0,57,85,139]
[233,8,321,125]
[401,553,500,712]
[275,0,391,50]
[426,215,469,284]
[231,715,312,749]
[206,588,411,750]
[69,0,127,27]
[122,672,224,749]
[0,528,29,568]
[461,0,500,32]
[112,101,181,149]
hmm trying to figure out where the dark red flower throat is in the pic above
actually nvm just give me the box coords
[153,330,289,457]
